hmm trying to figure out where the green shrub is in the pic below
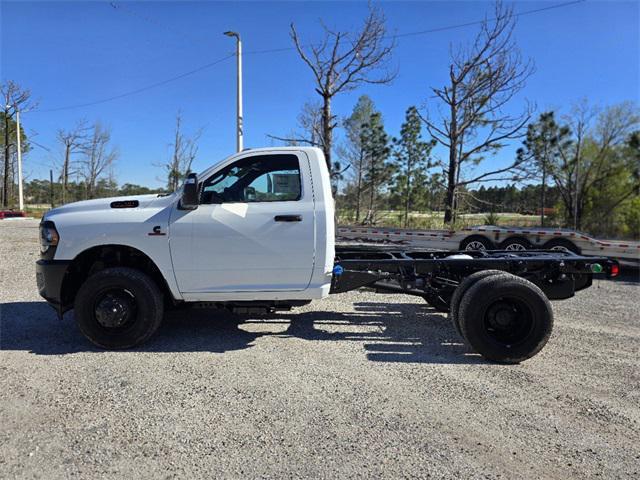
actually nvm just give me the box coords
[483,211,500,226]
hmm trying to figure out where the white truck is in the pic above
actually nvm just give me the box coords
[36,147,619,363]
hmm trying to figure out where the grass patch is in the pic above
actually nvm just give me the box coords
[337,210,544,229]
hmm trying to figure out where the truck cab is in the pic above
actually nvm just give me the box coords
[36,147,334,348]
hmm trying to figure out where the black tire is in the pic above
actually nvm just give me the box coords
[74,267,164,349]
[458,273,553,364]
[449,270,506,337]
[499,237,533,251]
[459,235,495,251]
[542,238,580,254]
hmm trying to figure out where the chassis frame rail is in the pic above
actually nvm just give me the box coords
[331,246,618,307]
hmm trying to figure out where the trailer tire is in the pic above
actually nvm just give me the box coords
[449,270,507,337]
[74,267,164,349]
[460,235,495,251]
[542,238,580,254]
[458,273,553,364]
[499,237,533,251]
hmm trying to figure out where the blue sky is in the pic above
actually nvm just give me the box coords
[2,0,639,188]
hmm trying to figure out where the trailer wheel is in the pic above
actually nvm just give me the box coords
[542,238,580,254]
[449,270,507,337]
[74,267,164,349]
[499,237,532,251]
[458,274,553,364]
[460,235,495,251]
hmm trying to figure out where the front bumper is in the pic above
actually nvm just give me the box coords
[36,259,71,316]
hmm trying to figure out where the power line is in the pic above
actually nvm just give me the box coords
[390,0,586,40]
[108,2,212,48]
[32,0,585,113]
[110,0,586,56]
[241,0,586,54]
[33,54,235,113]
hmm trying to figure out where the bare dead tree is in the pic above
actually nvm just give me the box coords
[421,1,535,224]
[290,4,395,172]
[1,80,34,207]
[81,123,118,199]
[267,101,324,147]
[57,120,89,204]
[163,112,202,192]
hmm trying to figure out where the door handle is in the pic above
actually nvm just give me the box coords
[274,215,302,222]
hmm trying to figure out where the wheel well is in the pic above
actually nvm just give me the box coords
[61,245,175,308]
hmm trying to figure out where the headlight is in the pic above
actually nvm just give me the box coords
[40,220,59,253]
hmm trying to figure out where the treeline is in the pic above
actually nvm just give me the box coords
[338,182,563,220]
[24,179,164,206]
[468,185,562,215]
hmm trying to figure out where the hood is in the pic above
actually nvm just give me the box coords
[44,193,176,219]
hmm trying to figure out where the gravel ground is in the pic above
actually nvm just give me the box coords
[1,219,639,479]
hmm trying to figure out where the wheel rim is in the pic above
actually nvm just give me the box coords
[93,288,138,330]
[550,245,570,253]
[465,240,487,251]
[483,297,534,347]
[505,243,526,251]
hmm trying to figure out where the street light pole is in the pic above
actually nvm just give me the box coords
[15,107,24,211]
[224,31,243,152]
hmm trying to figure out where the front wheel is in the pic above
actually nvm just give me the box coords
[457,273,553,364]
[74,267,164,349]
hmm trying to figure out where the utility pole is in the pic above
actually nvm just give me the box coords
[224,31,243,152]
[49,169,54,208]
[573,160,579,231]
[15,107,24,211]
[2,105,10,208]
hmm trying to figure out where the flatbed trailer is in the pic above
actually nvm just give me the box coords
[330,245,619,363]
[336,225,640,267]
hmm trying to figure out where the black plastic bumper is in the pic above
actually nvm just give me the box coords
[36,259,71,316]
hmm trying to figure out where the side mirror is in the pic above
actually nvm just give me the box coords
[179,173,199,210]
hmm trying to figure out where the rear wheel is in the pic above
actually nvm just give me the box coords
[458,273,553,364]
[74,267,164,349]
[460,235,495,251]
[449,270,507,337]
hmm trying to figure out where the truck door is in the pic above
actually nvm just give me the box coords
[169,151,316,294]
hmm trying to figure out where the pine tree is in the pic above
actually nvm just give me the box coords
[361,112,391,223]
[517,112,570,226]
[342,95,376,222]
[390,106,435,227]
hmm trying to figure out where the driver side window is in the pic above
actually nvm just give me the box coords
[201,154,301,204]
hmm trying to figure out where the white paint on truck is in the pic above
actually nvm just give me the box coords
[44,147,335,302]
